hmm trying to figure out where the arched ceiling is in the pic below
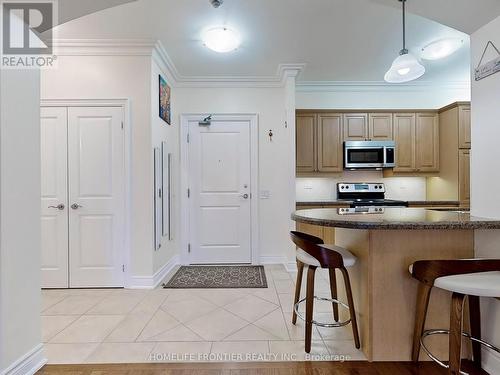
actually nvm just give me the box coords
[50,0,495,84]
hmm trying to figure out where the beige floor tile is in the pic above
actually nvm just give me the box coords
[315,314,357,341]
[249,289,280,304]
[42,295,105,316]
[131,290,169,315]
[105,313,154,343]
[270,271,293,280]
[224,295,278,323]
[85,342,155,363]
[184,308,248,341]
[137,309,180,341]
[253,309,290,340]
[223,324,281,341]
[269,340,329,361]
[161,295,217,323]
[150,342,212,362]
[323,340,366,360]
[50,315,124,343]
[42,315,80,343]
[145,324,204,342]
[194,289,247,307]
[278,293,295,313]
[211,341,269,361]
[273,279,295,294]
[87,293,146,315]
[44,343,99,364]
[41,293,68,312]
[282,312,322,341]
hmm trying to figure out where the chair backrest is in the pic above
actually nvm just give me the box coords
[290,231,344,268]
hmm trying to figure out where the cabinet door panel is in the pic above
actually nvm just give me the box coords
[343,113,368,141]
[415,113,439,172]
[318,114,343,172]
[369,113,393,140]
[296,114,316,173]
[393,113,415,172]
[459,150,470,203]
[459,106,471,149]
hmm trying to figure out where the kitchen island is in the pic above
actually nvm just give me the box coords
[292,208,500,362]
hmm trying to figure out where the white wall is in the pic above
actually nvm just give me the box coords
[0,70,45,373]
[175,85,296,264]
[471,14,500,373]
[296,172,427,202]
[41,55,157,279]
[296,85,470,110]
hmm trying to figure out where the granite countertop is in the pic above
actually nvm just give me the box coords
[292,207,500,230]
[296,200,463,207]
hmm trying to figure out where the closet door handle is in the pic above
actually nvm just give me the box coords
[71,203,83,210]
[48,204,65,211]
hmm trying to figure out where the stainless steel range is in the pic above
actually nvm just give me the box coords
[337,183,408,208]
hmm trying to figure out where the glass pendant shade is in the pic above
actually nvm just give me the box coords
[384,52,426,83]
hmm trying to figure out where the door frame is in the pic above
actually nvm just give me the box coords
[40,98,131,287]
[180,114,260,265]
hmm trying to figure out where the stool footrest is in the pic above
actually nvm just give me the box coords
[294,296,351,328]
[420,329,500,375]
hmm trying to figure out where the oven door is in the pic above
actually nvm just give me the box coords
[344,146,385,169]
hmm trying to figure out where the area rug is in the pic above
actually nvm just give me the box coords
[162,265,268,289]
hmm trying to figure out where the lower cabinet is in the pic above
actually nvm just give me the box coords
[459,149,470,204]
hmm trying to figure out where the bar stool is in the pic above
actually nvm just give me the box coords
[410,259,500,375]
[290,231,360,353]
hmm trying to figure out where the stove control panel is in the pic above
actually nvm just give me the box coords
[338,207,385,215]
[337,183,385,193]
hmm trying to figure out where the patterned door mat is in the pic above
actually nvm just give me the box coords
[162,265,268,289]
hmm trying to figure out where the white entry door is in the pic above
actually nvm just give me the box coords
[41,107,69,288]
[68,107,125,288]
[40,106,125,288]
[188,119,252,264]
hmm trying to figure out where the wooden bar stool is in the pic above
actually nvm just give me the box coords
[410,259,500,374]
[290,231,360,353]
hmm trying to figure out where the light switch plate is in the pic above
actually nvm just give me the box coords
[260,190,271,199]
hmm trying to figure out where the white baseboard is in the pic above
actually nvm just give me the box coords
[482,347,500,374]
[128,255,180,289]
[1,344,46,375]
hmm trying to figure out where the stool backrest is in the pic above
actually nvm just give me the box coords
[290,231,344,268]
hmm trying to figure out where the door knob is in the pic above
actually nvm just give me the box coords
[71,203,83,210]
[241,193,249,199]
[48,204,65,210]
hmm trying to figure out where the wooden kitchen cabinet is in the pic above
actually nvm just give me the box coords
[459,149,470,204]
[459,105,471,149]
[415,113,439,172]
[296,114,316,173]
[317,114,343,172]
[343,113,368,141]
[393,113,416,172]
[368,113,393,140]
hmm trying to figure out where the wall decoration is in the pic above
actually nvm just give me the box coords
[475,41,500,81]
[159,75,171,124]
[154,147,162,250]
[161,141,172,240]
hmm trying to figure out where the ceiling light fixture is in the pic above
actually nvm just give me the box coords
[202,26,240,53]
[421,38,464,60]
[384,0,425,83]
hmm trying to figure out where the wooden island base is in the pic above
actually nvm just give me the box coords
[332,229,474,362]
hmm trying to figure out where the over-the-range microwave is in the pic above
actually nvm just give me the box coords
[344,140,395,170]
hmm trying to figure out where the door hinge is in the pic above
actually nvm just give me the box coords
[122,264,125,272]
[121,121,124,129]
[188,243,191,253]
[187,133,190,143]
[187,188,190,198]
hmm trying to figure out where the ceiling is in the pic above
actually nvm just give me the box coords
[51,0,496,84]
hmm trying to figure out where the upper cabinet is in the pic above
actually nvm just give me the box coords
[458,105,471,149]
[369,113,394,141]
[296,114,316,173]
[393,113,416,172]
[296,112,343,175]
[415,113,440,172]
[317,114,343,173]
[343,113,368,141]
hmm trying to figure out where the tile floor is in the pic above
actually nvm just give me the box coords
[41,265,366,364]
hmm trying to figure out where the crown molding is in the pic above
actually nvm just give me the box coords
[51,38,306,88]
[296,80,471,92]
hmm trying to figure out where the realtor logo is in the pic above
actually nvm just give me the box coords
[1,0,57,68]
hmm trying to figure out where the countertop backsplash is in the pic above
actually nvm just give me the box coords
[296,171,427,202]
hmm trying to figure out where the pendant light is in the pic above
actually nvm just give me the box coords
[384,0,425,83]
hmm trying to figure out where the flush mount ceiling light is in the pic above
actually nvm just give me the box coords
[384,0,425,83]
[421,38,464,60]
[202,26,240,53]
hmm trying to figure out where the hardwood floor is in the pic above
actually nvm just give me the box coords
[37,361,490,375]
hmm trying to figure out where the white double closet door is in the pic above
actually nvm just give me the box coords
[41,106,125,288]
